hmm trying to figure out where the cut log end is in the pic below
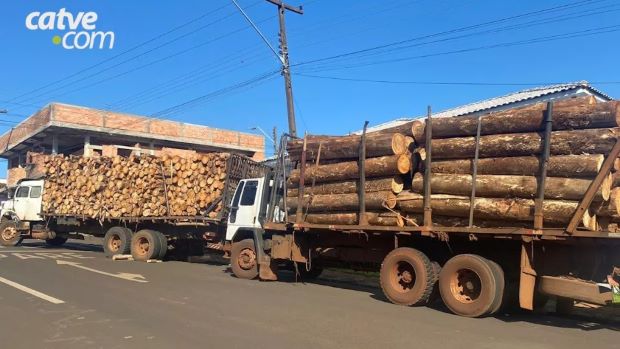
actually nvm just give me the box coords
[397,154,411,174]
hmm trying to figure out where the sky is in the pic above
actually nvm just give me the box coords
[0,0,619,175]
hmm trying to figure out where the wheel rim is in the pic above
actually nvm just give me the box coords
[389,261,416,293]
[450,268,482,303]
[237,248,256,270]
[108,234,121,252]
[136,236,150,257]
[1,226,18,242]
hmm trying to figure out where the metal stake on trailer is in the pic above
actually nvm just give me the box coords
[423,106,433,229]
[468,116,483,227]
[358,121,369,225]
[534,102,554,232]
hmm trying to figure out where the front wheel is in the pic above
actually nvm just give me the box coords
[0,220,21,247]
[231,239,258,279]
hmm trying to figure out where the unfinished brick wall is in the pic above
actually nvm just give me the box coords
[51,104,264,153]
[0,106,51,151]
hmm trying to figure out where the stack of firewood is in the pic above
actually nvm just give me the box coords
[286,96,620,231]
[286,131,412,226]
[41,153,230,219]
[393,96,620,230]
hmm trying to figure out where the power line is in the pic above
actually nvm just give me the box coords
[295,73,620,86]
[21,15,276,109]
[12,7,261,107]
[4,2,237,106]
[292,0,606,68]
[297,24,620,73]
[151,69,280,118]
[301,4,620,66]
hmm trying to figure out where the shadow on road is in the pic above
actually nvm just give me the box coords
[18,240,103,253]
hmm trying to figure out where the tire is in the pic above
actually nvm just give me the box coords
[296,262,324,280]
[380,247,436,306]
[438,254,501,318]
[485,259,506,316]
[131,229,162,262]
[45,235,68,247]
[155,231,168,260]
[103,227,132,257]
[231,239,259,279]
[0,220,21,247]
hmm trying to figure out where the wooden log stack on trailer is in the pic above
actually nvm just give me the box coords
[286,131,412,226]
[285,96,620,232]
[41,152,233,220]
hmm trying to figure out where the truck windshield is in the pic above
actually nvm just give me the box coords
[231,182,245,208]
[240,180,258,206]
[16,186,29,198]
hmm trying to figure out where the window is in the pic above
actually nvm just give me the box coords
[16,186,30,198]
[231,182,245,207]
[240,180,258,206]
[30,186,42,198]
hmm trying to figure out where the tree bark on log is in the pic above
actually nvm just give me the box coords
[285,191,392,212]
[288,212,403,226]
[424,128,619,160]
[401,213,565,228]
[410,172,610,201]
[411,96,611,141]
[288,155,411,184]
[394,192,590,226]
[287,133,408,161]
[287,176,403,197]
[428,154,604,178]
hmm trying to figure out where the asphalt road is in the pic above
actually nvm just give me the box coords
[0,240,617,349]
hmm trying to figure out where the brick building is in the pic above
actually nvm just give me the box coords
[0,103,265,187]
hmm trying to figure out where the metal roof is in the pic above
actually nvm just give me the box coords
[361,81,612,134]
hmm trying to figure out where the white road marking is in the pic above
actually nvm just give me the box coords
[55,260,148,283]
[0,275,65,304]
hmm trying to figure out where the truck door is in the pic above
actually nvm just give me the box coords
[13,185,30,220]
[226,179,264,240]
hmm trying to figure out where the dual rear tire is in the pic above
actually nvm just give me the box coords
[380,249,505,318]
[130,229,168,261]
[103,227,168,261]
[437,254,505,318]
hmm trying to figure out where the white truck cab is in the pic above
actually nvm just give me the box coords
[1,179,45,222]
[225,177,266,241]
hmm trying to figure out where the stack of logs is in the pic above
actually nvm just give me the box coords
[286,96,620,231]
[286,130,413,226]
[41,152,230,219]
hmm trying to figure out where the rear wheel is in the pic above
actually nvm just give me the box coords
[485,259,506,315]
[131,230,162,261]
[155,231,168,260]
[0,220,21,247]
[231,239,258,279]
[438,254,501,318]
[45,235,68,247]
[380,247,436,306]
[103,227,132,257]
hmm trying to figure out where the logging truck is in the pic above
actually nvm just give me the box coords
[2,97,620,318]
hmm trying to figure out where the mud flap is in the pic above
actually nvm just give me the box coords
[519,241,536,310]
[259,260,278,281]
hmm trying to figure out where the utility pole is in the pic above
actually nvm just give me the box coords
[266,0,303,137]
[232,0,303,137]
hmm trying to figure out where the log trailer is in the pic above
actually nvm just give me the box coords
[224,104,620,318]
[0,154,269,261]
